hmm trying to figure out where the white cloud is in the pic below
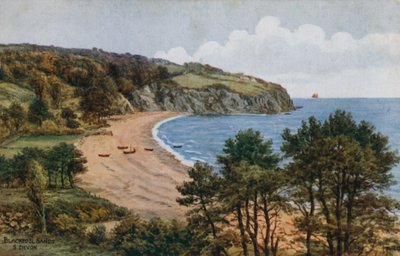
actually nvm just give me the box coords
[154,16,400,98]
[154,47,194,64]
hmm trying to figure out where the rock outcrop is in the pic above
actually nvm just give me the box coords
[130,83,293,114]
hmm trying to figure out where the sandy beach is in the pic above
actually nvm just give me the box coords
[77,112,189,219]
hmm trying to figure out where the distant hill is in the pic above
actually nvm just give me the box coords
[0,43,293,115]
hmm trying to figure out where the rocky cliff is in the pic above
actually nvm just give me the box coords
[130,83,293,114]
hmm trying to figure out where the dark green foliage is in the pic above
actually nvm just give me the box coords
[0,155,12,186]
[216,129,285,256]
[217,129,279,172]
[177,162,227,255]
[1,143,86,189]
[61,106,77,120]
[65,118,80,129]
[28,98,51,126]
[155,66,170,80]
[178,129,287,256]
[112,216,190,256]
[281,109,400,256]
[11,147,45,185]
[61,107,80,128]
[45,143,87,188]
[0,65,5,80]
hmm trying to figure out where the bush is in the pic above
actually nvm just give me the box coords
[50,213,85,236]
[112,216,190,256]
[87,224,106,245]
[66,119,80,129]
[61,107,77,120]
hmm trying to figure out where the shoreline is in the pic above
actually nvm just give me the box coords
[77,112,190,219]
[152,114,195,167]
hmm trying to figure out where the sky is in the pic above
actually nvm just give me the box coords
[1,0,399,98]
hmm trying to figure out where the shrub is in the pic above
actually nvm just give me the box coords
[61,107,77,120]
[66,119,80,129]
[49,213,84,236]
[87,224,106,245]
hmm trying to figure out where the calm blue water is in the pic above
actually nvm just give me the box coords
[156,99,400,198]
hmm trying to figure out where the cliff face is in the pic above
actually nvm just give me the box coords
[130,83,293,114]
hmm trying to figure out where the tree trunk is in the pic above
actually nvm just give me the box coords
[318,173,335,255]
[40,207,47,234]
[252,192,260,256]
[306,186,315,256]
[262,196,271,256]
[60,165,65,188]
[200,195,222,256]
[245,193,260,256]
[237,204,249,256]
[68,171,74,188]
[344,176,358,253]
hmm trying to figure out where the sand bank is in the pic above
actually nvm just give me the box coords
[77,112,189,219]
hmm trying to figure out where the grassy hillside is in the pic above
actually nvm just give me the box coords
[0,81,35,108]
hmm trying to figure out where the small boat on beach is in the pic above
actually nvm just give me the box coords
[117,146,129,150]
[123,145,136,154]
[312,93,319,98]
[98,154,110,157]
[144,148,154,151]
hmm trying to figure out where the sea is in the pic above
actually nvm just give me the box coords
[154,98,400,199]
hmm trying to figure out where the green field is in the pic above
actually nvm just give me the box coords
[0,135,81,158]
[172,73,274,96]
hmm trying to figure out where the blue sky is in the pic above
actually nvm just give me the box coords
[1,0,399,98]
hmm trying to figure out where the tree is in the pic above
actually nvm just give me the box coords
[217,129,282,256]
[11,147,45,185]
[281,110,400,256]
[28,98,51,126]
[49,81,62,108]
[30,71,49,99]
[281,116,322,256]
[116,77,135,96]
[0,155,12,187]
[60,107,80,129]
[231,161,289,256]
[154,66,169,80]
[8,102,25,132]
[177,162,228,255]
[80,76,117,122]
[26,160,48,234]
[46,143,87,188]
